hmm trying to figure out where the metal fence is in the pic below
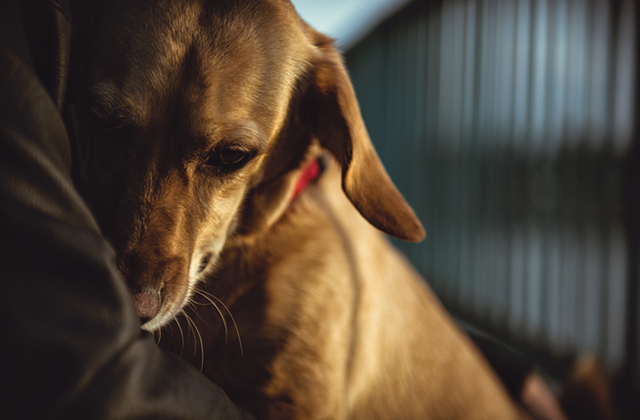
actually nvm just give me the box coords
[345,0,637,384]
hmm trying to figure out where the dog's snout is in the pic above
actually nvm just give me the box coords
[119,250,188,329]
[133,289,162,324]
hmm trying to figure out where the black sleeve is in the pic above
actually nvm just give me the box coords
[0,1,254,418]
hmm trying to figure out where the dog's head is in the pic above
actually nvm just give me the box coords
[72,0,424,331]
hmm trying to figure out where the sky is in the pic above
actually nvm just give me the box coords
[290,0,411,50]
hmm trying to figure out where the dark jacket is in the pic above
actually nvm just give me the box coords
[0,1,254,418]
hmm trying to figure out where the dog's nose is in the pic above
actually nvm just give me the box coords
[133,290,162,324]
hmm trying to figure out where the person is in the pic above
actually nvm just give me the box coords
[0,0,255,418]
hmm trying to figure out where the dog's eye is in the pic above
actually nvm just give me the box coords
[207,146,253,170]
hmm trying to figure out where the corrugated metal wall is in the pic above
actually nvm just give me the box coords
[345,0,637,376]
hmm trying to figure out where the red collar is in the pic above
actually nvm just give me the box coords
[291,158,321,201]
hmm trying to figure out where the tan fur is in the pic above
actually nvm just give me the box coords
[76,0,527,418]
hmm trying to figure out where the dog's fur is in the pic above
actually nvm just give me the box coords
[73,0,527,418]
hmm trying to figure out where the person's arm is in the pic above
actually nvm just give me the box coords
[0,1,254,418]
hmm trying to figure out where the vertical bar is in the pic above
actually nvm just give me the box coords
[621,0,640,408]
[413,6,428,276]
[613,0,636,154]
[509,0,532,337]
[492,0,517,330]
[565,0,589,145]
[542,0,568,349]
[524,0,549,341]
[528,0,548,150]
[438,0,455,300]
[397,12,415,262]
[473,0,496,321]
[588,0,611,149]
[607,0,636,373]
[458,0,477,310]
[425,3,442,293]
[447,0,466,304]
[607,227,628,371]
[583,228,604,351]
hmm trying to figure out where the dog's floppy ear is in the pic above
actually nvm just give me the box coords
[304,33,425,242]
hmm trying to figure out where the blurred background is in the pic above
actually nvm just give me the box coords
[293,0,639,417]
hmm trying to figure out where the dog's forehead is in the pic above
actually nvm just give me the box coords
[88,0,310,143]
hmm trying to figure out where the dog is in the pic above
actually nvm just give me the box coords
[71,0,530,418]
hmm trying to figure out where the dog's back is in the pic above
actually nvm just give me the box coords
[313,161,524,419]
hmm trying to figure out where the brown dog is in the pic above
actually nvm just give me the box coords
[72,0,527,418]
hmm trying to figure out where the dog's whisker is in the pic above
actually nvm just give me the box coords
[189,299,211,329]
[172,314,185,356]
[183,308,205,372]
[181,309,198,355]
[196,325,205,371]
[195,288,229,346]
[106,124,125,132]
[196,288,243,357]
[199,276,226,298]
[182,305,205,369]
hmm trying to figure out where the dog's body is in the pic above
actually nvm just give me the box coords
[72,0,525,418]
[158,157,524,419]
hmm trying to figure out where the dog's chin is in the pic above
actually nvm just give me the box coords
[141,316,168,332]
[140,296,188,332]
